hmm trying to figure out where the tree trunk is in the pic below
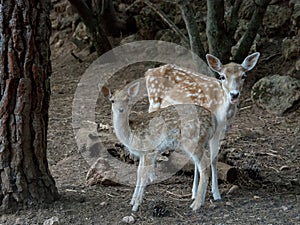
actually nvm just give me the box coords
[177,0,206,64]
[227,0,243,38]
[68,0,136,57]
[206,0,233,63]
[68,0,114,58]
[98,0,137,37]
[0,0,59,213]
[233,0,271,62]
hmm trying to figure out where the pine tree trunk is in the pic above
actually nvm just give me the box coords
[206,0,233,63]
[0,0,59,213]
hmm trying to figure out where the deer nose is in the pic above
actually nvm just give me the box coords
[230,92,240,99]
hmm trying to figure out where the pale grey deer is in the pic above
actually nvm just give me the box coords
[101,81,217,211]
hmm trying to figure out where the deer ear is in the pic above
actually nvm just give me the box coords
[241,52,260,71]
[206,54,223,73]
[100,85,111,98]
[127,82,140,97]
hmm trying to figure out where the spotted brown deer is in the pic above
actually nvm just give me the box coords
[101,81,217,211]
[145,52,260,201]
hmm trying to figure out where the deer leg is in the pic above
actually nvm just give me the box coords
[131,155,144,208]
[131,152,157,212]
[192,164,199,199]
[190,155,209,211]
[211,155,221,200]
[209,131,222,201]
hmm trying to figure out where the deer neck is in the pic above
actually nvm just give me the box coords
[214,88,231,125]
[112,107,133,149]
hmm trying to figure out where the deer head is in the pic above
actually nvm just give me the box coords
[101,82,140,115]
[206,52,260,104]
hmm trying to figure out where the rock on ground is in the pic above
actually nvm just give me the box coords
[251,75,300,115]
[43,216,59,225]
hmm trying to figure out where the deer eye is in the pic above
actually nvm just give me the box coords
[241,73,247,80]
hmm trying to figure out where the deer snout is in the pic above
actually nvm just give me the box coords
[230,91,240,103]
[230,92,239,98]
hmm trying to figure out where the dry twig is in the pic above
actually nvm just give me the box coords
[165,190,191,199]
[240,105,252,111]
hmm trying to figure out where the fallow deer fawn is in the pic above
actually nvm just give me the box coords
[101,81,217,211]
[145,52,260,201]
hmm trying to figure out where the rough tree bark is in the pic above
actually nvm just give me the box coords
[206,0,234,63]
[177,0,206,68]
[206,0,271,63]
[177,0,206,63]
[227,0,243,38]
[233,0,271,62]
[0,0,59,213]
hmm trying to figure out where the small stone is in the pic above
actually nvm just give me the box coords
[282,36,300,60]
[54,39,64,48]
[100,201,107,206]
[253,195,260,199]
[14,218,25,225]
[86,157,118,186]
[156,155,169,162]
[225,201,234,207]
[43,216,59,225]
[98,123,110,131]
[291,178,299,186]
[296,58,300,71]
[121,215,135,224]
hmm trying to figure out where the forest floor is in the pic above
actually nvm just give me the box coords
[1,7,300,225]
[1,36,298,225]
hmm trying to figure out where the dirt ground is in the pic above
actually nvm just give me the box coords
[1,8,300,225]
[1,37,298,225]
